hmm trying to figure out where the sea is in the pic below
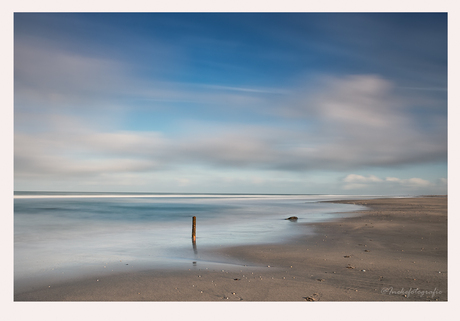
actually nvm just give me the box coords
[14,192,386,291]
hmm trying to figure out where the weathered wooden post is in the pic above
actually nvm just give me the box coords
[192,216,196,242]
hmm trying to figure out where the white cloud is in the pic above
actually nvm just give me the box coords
[343,174,382,183]
[342,174,383,191]
[14,126,168,179]
[385,177,431,187]
[342,174,441,194]
[314,75,398,128]
[276,74,446,169]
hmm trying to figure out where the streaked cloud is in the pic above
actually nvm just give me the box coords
[14,73,447,180]
[13,13,447,194]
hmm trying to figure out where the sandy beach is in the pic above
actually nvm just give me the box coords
[14,196,447,301]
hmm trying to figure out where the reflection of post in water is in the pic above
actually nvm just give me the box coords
[192,216,197,254]
[192,238,197,255]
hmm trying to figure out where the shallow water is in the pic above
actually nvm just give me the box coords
[14,193,375,290]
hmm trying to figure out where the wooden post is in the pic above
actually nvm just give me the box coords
[192,216,196,242]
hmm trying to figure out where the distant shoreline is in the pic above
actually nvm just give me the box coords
[15,196,447,301]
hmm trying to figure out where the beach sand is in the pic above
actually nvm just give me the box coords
[14,196,447,301]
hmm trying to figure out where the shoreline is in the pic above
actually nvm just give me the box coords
[14,196,447,301]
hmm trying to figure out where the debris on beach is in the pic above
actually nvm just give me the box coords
[233,278,240,281]
[304,297,316,301]
[317,278,325,282]
[364,249,370,252]
[285,216,298,221]
[344,255,351,258]
[346,264,355,269]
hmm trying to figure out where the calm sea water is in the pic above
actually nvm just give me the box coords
[14,192,378,291]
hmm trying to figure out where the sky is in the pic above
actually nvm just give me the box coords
[14,13,448,195]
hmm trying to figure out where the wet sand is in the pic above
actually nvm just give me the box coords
[14,196,447,301]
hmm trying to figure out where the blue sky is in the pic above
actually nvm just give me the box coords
[14,13,447,194]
